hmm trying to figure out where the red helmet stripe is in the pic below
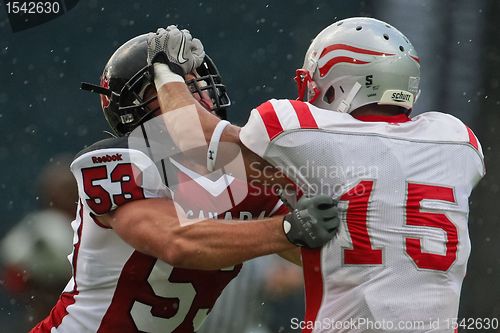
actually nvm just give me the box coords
[320,43,394,58]
[319,56,369,77]
[410,55,420,63]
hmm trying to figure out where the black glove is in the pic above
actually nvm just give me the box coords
[283,195,339,248]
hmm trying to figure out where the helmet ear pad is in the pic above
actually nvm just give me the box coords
[299,17,421,114]
[323,86,335,104]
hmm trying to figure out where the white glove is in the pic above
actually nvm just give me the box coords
[147,25,205,76]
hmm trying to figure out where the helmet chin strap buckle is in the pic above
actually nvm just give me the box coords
[337,82,362,113]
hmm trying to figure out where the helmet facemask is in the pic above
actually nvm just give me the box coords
[187,55,230,120]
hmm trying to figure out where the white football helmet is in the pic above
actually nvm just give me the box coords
[296,17,421,113]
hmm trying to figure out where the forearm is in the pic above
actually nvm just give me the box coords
[154,64,224,148]
[155,81,198,114]
[169,217,295,270]
[108,198,295,270]
[278,249,302,266]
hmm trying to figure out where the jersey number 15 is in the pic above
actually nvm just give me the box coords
[341,180,458,271]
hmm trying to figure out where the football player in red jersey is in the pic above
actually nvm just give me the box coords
[29,32,339,333]
[147,22,484,333]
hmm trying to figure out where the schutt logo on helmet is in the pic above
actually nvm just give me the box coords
[391,91,412,103]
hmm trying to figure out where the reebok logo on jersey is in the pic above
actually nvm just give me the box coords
[92,153,123,164]
[391,91,412,102]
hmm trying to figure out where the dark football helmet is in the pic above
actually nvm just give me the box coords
[81,34,230,136]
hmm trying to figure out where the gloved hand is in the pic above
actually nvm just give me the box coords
[146,25,205,76]
[283,195,339,248]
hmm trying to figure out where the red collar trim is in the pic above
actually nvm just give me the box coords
[353,113,411,123]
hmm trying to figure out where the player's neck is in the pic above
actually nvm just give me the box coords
[351,104,406,117]
[350,104,410,123]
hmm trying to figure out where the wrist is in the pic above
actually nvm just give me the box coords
[282,215,292,240]
[274,216,296,249]
[153,63,184,89]
[283,211,304,247]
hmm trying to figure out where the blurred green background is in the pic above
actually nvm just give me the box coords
[0,0,498,331]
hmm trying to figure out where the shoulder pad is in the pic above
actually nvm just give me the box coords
[240,99,319,157]
[414,112,484,155]
[71,139,170,215]
[74,136,129,160]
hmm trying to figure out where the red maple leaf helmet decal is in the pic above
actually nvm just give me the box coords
[100,75,111,109]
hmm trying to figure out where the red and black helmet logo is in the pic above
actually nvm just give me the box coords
[100,75,111,109]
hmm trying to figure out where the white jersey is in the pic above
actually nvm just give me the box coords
[240,99,485,333]
[31,136,286,333]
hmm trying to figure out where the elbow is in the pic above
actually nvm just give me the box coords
[160,236,221,270]
[161,237,188,267]
[161,237,194,268]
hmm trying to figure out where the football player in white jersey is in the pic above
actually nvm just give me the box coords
[30,33,339,333]
[148,18,485,333]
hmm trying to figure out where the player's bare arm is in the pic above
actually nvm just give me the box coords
[147,27,240,146]
[97,198,293,270]
[96,194,337,270]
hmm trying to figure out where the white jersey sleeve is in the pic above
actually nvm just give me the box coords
[70,137,170,216]
[240,98,319,157]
